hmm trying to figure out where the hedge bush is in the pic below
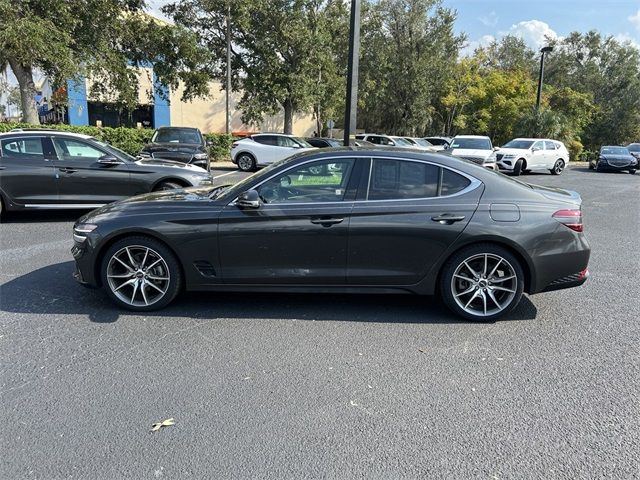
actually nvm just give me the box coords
[0,122,233,161]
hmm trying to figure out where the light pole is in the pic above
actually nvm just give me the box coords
[226,2,231,135]
[536,46,553,111]
[343,0,361,147]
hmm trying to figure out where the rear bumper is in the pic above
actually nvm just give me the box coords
[540,268,589,292]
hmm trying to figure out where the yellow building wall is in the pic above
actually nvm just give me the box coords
[169,81,316,136]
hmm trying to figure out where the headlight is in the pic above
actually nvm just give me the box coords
[193,175,213,185]
[193,153,208,160]
[138,152,151,158]
[73,223,98,243]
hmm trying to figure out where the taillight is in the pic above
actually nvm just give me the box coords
[553,209,583,232]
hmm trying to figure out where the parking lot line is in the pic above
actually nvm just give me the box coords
[212,170,238,180]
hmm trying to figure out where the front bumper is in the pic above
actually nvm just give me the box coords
[596,160,637,171]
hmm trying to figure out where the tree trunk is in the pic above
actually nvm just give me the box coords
[283,97,294,134]
[8,59,40,124]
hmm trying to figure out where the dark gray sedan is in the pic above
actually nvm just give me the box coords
[0,130,213,213]
[72,148,590,321]
[590,146,638,174]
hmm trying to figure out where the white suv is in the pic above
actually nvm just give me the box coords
[496,138,569,176]
[232,133,316,171]
[448,135,497,170]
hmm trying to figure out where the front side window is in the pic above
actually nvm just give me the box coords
[532,141,544,151]
[1,137,44,158]
[257,159,355,204]
[53,138,105,160]
[368,159,439,200]
[502,139,534,149]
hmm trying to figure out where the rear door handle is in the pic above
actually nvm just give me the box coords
[58,167,78,174]
[310,217,344,226]
[431,214,466,224]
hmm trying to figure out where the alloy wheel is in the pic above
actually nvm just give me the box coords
[553,160,564,175]
[106,245,170,307]
[238,155,254,171]
[450,253,517,318]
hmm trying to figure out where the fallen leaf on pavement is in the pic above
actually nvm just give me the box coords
[151,418,175,432]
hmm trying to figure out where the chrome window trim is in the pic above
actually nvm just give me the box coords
[228,154,482,207]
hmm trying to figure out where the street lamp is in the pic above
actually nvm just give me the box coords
[535,45,553,111]
[343,0,361,147]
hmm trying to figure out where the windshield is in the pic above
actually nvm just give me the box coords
[293,137,313,148]
[94,139,137,162]
[411,138,433,147]
[152,128,202,144]
[601,146,630,155]
[502,139,534,149]
[451,138,492,150]
[392,137,412,146]
[626,144,640,152]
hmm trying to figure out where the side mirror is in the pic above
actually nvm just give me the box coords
[532,146,540,152]
[236,190,261,209]
[206,140,213,147]
[493,146,499,151]
[98,155,122,166]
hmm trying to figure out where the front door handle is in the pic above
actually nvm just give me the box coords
[310,217,344,226]
[58,167,78,174]
[431,214,466,224]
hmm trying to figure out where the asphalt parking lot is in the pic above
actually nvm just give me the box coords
[1,165,639,478]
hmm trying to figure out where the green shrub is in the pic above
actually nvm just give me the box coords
[204,133,234,162]
[565,138,583,162]
[0,122,235,160]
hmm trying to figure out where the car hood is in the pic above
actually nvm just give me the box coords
[497,148,530,156]
[450,148,493,158]
[79,186,226,222]
[600,154,636,162]
[527,183,581,206]
[134,157,208,173]
[142,143,203,153]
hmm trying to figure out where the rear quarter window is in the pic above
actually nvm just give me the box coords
[441,169,471,196]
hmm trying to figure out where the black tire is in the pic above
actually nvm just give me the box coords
[588,162,594,170]
[630,169,636,175]
[100,236,182,311]
[237,153,257,172]
[439,243,525,322]
[512,159,524,176]
[550,159,565,175]
[154,181,183,191]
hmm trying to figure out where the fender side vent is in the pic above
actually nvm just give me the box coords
[193,260,216,277]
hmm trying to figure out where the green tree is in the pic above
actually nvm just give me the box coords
[358,0,463,134]
[544,31,640,148]
[165,0,348,134]
[0,0,211,124]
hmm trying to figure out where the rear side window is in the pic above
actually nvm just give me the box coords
[368,159,439,200]
[1,137,44,159]
[253,135,278,146]
[441,169,471,195]
[368,159,472,200]
[544,141,557,150]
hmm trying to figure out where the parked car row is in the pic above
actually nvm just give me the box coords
[0,129,213,214]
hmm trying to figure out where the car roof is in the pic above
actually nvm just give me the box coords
[453,135,490,139]
[0,129,93,140]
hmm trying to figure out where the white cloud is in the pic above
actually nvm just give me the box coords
[460,34,496,57]
[479,11,498,28]
[614,33,640,50]
[500,20,559,50]
[629,9,640,31]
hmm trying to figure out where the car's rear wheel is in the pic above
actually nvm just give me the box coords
[237,153,257,172]
[101,236,182,311]
[154,181,183,191]
[550,159,565,175]
[588,162,594,170]
[440,244,524,321]
[512,159,524,176]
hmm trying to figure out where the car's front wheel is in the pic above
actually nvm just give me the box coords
[237,153,257,172]
[512,159,524,176]
[100,236,182,311]
[440,244,524,321]
[550,159,565,175]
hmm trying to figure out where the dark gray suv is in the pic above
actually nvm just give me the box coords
[0,130,213,213]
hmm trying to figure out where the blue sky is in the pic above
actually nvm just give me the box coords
[446,0,640,53]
